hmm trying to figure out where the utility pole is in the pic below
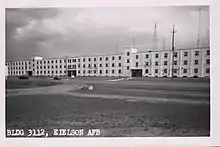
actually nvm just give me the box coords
[65,56,68,78]
[197,8,201,48]
[171,24,177,82]
[152,22,157,51]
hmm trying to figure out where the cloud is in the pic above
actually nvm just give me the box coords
[6,7,210,62]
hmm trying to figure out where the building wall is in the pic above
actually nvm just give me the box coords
[6,47,210,78]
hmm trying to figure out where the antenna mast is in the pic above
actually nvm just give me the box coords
[152,22,157,51]
[197,8,201,48]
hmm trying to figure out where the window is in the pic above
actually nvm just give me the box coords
[100,64,102,67]
[164,53,168,58]
[155,61,158,66]
[127,52,130,56]
[56,60,58,63]
[44,71,46,74]
[164,61,168,65]
[56,65,58,68]
[174,52,178,58]
[207,50,210,56]
[106,64,108,67]
[94,64,96,68]
[112,70,114,74]
[44,61,46,64]
[136,62,138,67]
[119,56,121,60]
[206,68,210,73]
[164,69,167,73]
[174,69,177,73]
[83,64,85,68]
[136,55,139,59]
[51,60,53,64]
[112,56,115,60]
[60,65,62,68]
[83,58,85,62]
[78,64,80,68]
[155,54,159,58]
[155,69,158,73]
[100,57,102,61]
[100,70,102,74]
[78,70,80,74]
[118,69,122,74]
[127,59,130,63]
[60,60,62,63]
[184,51,188,57]
[119,63,121,67]
[64,59,66,63]
[194,68,198,73]
[48,71,50,74]
[83,70,85,74]
[106,70,108,73]
[195,51,199,56]
[112,63,114,67]
[195,60,199,65]
[183,69,187,73]
[127,66,129,70]
[146,62,149,66]
[44,66,46,69]
[94,58,96,62]
[184,60,188,65]
[78,59,80,62]
[174,61,177,65]
[88,70,91,74]
[88,58,91,62]
[206,59,210,64]
[94,70,96,74]
[146,54,149,58]
[88,64,91,68]
[146,69,149,73]
[106,57,108,61]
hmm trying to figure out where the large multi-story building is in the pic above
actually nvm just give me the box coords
[6,47,210,78]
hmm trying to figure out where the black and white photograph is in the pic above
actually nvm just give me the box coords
[5,6,210,138]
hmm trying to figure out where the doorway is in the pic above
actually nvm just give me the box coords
[131,69,143,77]
[67,70,77,77]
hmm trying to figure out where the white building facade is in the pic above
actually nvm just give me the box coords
[6,47,210,78]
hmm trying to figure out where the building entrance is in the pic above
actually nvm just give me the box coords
[67,70,77,77]
[27,71,33,76]
[131,69,142,77]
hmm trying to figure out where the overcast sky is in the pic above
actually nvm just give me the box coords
[6,6,209,62]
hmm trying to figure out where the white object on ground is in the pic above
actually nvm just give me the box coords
[108,78,125,82]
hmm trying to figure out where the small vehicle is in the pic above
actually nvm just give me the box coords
[18,75,29,79]
[53,75,61,80]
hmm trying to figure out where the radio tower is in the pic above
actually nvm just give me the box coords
[197,8,201,48]
[152,22,158,51]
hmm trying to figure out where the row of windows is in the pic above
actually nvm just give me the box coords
[79,69,122,74]
[142,50,210,59]
[144,59,210,66]
[8,59,210,71]
[145,68,210,74]
[7,50,210,66]
[68,56,122,63]
[36,70,66,74]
